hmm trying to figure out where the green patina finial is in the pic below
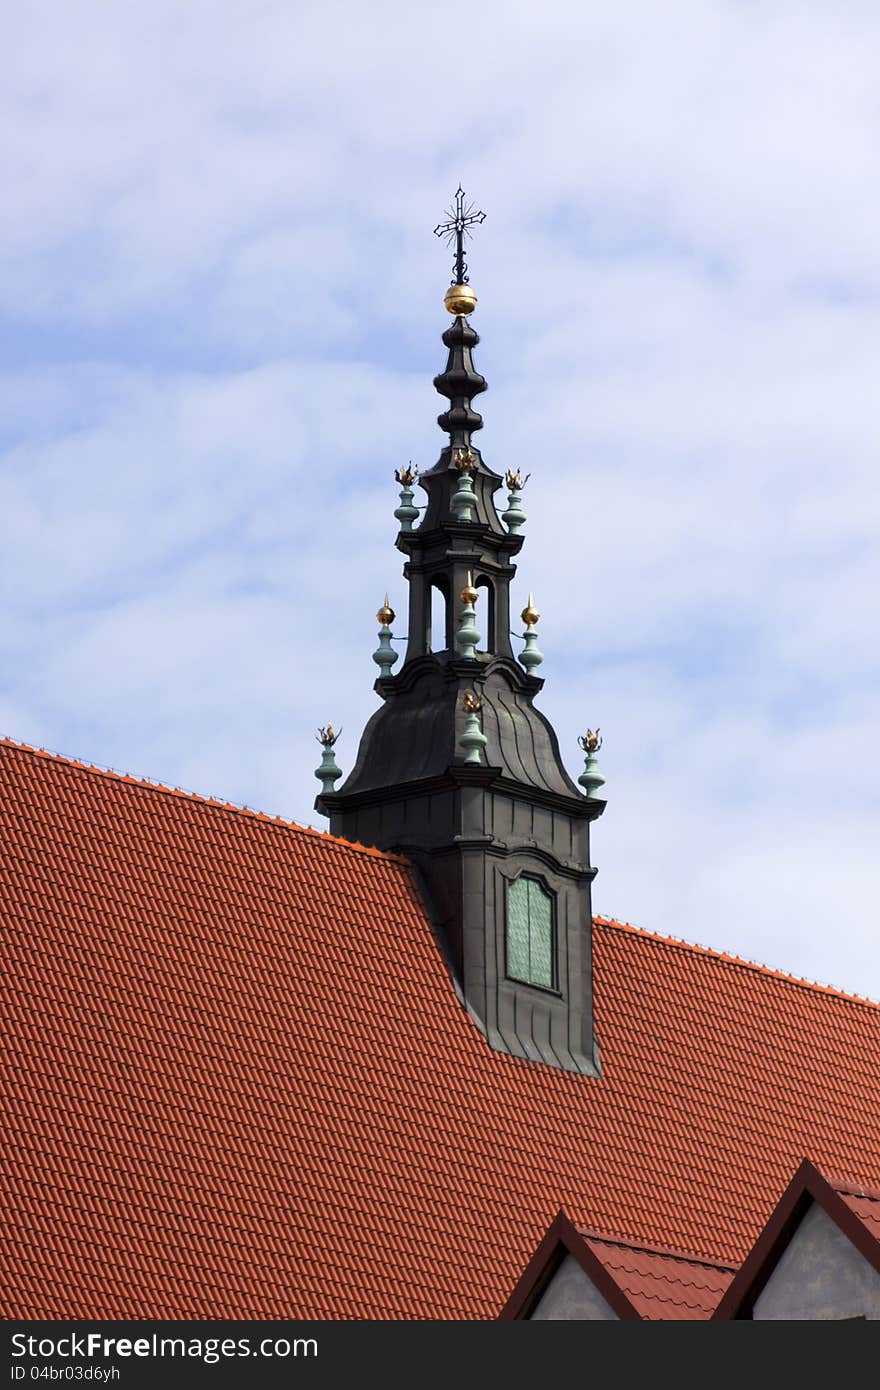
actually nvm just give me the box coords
[452,448,477,523]
[501,467,530,534]
[459,690,488,765]
[373,594,399,679]
[517,593,543,676]
[394,464,420,531]
[315,724,342,795]
[577,729,605,800]
[456,571,481,660]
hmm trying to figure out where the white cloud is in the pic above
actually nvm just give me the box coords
[1,2,878,1000]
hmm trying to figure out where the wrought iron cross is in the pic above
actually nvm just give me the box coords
[434,186,486,285]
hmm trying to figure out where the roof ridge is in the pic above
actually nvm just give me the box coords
[576,1224,737,1272]
[0,735,408,866]
[594,914,880,1013]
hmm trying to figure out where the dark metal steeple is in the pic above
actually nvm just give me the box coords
[317,192,605,1076]
[399,191,517,662]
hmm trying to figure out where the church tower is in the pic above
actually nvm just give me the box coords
[317,191,605,1075]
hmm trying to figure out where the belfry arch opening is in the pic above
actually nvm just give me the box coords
[475,576,495,652]
[429,577,450,653]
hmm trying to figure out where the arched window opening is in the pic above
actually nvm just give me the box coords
[475,575,495,652]
[429,577,450,654]
[506,876,555,990]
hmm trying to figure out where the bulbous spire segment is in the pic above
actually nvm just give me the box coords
[433,316,486,447]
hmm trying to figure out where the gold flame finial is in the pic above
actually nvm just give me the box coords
[462,690,482,712]
[460,570,479,605]
[377,593,395,627]
[505,467,531,491]
[453,447,477,472]
[521,592,540,628]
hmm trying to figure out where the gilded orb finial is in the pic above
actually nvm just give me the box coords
[373,596,398,678]
[578,729,603,754]
[460,570,479,605]
[521,593,540,628]
[444,283,478,316]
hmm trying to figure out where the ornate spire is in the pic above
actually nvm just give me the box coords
[390,190,519,663]
[432,187,487,449]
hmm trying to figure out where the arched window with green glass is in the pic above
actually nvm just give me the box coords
[506,875,555,990]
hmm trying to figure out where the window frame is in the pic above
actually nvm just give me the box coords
[504,871,559,994]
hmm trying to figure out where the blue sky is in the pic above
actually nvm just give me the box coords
[3,2,879,999]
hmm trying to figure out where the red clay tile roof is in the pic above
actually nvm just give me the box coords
[3,736,880,1319]
[498,1211,735,1320]
[578,1231,735,1321]
[838,1187,880,1242]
